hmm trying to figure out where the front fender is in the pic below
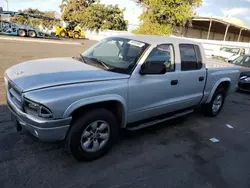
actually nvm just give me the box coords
[205,78,231,103]
[63,94,127,127]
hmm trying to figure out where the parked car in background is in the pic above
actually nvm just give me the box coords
[228,55,250,92]
[4,35,240,161]
[212,46,249,62]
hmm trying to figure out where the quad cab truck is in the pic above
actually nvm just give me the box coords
[4,35,240,161]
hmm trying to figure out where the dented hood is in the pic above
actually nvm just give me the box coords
[5,58,129,92]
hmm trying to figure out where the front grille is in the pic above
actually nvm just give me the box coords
[8,82,22,109]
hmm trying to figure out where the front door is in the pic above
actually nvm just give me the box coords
[127,44,180,123]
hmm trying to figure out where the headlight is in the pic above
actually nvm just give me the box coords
[24,98,53,118]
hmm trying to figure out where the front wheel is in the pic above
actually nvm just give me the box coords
[18,29,26,37]
[66,109,118,161]
[202,88,226,117]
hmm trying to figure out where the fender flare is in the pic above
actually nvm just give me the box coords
[63,94,127,128]
[205,78,231,103]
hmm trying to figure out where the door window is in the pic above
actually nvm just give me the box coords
[145,44,175,72]
[180,44,202,71]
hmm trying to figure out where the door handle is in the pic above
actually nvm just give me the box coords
[199,76,204,81]
[171,80,178,85]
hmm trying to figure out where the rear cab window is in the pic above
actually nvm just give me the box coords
[179,44,203,71]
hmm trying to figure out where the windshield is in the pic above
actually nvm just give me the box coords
[220,47,240,54]
[231,55,250,67]
[81,37,149,74]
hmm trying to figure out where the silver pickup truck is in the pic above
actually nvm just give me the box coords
[4,35,240,161]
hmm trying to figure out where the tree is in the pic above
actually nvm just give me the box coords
[133,0,202,35]
[82,4,128,30]
[60,0,97,22]
[60,0,128,31]
[102,5,128,30]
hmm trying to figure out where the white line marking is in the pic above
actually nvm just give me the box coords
[226,124,234,129]
[209,138,219,143]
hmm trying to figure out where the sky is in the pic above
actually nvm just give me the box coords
[1,0,250,27]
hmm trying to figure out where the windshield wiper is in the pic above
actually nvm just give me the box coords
[79,53,85,62]
[72,54,86,63]
[81,56,110,69]
[90,58,110,69]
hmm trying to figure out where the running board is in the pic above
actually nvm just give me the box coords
[126,109,194,131]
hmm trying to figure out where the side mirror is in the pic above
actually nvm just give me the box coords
[228,60,233,63]
[140,62,166,75]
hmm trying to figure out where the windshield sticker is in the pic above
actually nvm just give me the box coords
[128,40,145,48]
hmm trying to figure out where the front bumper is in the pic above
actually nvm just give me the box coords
[7,93,72,141]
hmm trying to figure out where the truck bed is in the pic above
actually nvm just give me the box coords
[201,57,240,103]
[205,58,237,69]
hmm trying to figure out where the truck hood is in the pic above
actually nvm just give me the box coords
[5,58,129,92]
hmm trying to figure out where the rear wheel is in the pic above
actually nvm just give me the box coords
[18,29,26,37]
[28,30,36,38]
[202,88,226,117]
[66,109,118,161]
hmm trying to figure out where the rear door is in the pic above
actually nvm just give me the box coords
[176,44,206,107]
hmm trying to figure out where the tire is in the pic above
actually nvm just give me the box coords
[28,30,36,38]
[202,88,226,117]
[66,108,118,161]
[18,29,26,37]
[73,32,80,39]
[59,30,67,37]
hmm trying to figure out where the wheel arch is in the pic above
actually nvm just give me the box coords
[205,78,231,103]
[63,95,127,128]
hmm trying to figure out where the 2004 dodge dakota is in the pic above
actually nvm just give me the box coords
[4,35,240,161]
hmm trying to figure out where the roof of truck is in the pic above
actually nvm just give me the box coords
[113,34,201,46]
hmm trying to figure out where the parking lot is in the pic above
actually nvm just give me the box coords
[1,37,250,188]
